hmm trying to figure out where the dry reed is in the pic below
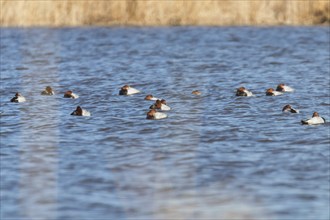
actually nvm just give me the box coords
[0,0,329,26]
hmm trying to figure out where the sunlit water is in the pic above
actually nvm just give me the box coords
[1,27,329,220]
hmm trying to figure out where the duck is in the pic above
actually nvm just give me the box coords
[301,112,325,125]
[276,84,294,92]
[10,93,26,103]
[145,94,159,101]
[150,99,171,111]
[41,86,55,95]
[236,87,253,97]
[282,104,299,113]
[70,106,91,116]
[64,90,79,99]
[119,85,140,95]
[266,88,283,96]
[192,90,202,95]
[146,109,167,120]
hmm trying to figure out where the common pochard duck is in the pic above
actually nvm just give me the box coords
[119,85,140,95]
[10,93,26,103]
[192,90,202,95]
[276,84,294,92]
[41,86,55,95]
[64,90,79,99]
[301,112,325,125]
[145,94,159,101]
[236,87,253,97]
[149,99,171,111]
[266,88,283,96]
[282,104,299,113]
[146,109,167,120]
[70,106,91,116]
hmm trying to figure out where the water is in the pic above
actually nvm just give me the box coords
[0,27,329,220]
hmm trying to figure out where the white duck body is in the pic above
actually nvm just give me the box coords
[272,91,283,96]
[72,93,79,99]
[10,93,26,103]
[145,95,160,101]
[71,106,91,116]
[16,96,26,103]
[64,91,79,99]
[282,85,294,92]
[81,109,91,116]
[301,116,325,125]
[276,84,294,92]
[301,112,325,125]
[236,87,253,97]
[126,87,140,95]
[160,104,171,111]
[243,89,253,97]
[149,102,171,111]
[266,89,283,96]
[147,110,167,120]
[153,112,167,119]
[119,85,141,95]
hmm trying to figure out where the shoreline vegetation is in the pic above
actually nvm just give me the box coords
[0,0,329,27]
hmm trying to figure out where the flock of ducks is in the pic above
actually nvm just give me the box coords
[235,84,325,125]
[9,83,326,125]
[122,85,171,120]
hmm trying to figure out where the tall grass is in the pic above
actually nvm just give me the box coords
[1,0,329,26]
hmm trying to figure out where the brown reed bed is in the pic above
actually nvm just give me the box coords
[0,0,329,26]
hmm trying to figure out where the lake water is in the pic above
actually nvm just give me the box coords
[0,27,329,220]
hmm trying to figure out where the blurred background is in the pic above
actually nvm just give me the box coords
[1,0,329,26]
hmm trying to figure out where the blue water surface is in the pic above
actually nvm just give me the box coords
[0,27,329,220]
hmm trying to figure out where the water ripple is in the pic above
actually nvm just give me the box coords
[0,27,329,220]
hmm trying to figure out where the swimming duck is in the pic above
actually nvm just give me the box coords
[236,87,253,97]
[119,85,140,95]
[145,94,159,101]
[282,104,299,113]
[301,112,325,125]
[10,93,26,103]
[192,90,202,96]
[149,99,171,111]
[276,84,294,92]
[266,88,283,96]
[146,109,167,120]
[70,106,91,116]
[64,90,79,99]
[41,86,55,95]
